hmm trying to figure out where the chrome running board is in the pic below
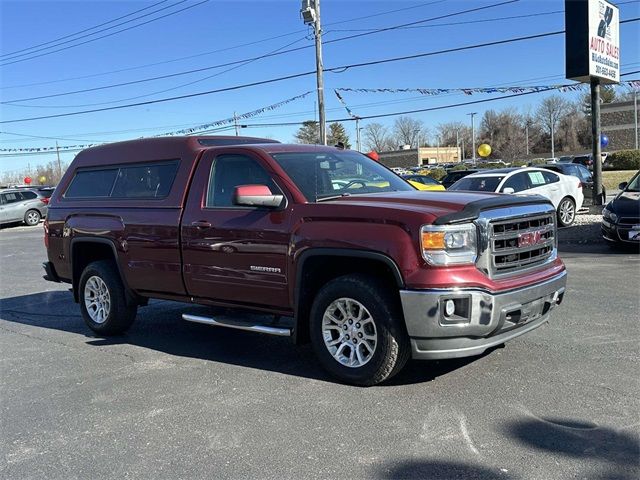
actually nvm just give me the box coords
[182,313,292,337]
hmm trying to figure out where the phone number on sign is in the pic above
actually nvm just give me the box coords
[594,65,617,78]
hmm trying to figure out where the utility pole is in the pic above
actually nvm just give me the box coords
[525,120,530,156]
[55,141,62,182]
[550,112,556,159]
[455,130,460,161]
[591,77,603,205]
[634,90,638,150]
[355,118,361,152]
[467,112,477,164]
[301,1,326,145]
[234,112,239,136]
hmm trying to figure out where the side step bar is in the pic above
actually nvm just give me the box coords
[182,314,292,337]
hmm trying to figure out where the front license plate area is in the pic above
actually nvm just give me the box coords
[519,298,545,324]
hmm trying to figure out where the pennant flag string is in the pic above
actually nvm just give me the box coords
[334,90,359,119]
[0,91,313,153]
[335,80,639,96]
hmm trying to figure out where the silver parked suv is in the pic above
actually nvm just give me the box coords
[0,189,49,226]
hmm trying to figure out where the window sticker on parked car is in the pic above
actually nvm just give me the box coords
[528,171,546,186]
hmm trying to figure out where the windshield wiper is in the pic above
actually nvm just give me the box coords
[316,193,352,202]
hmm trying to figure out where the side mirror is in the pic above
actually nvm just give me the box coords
[502,187,515,194]
[233,185,283,208]
[618,182,628,191]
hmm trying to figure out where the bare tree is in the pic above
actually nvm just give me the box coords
[391,116,427,148]
[436,121,471,159]
[363,122,392,151]
[536,96,569,158]
[476,108,527,161]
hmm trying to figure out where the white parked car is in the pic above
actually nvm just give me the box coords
[449,168,584,227]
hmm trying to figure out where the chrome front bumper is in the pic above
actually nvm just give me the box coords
[399,271,567,360]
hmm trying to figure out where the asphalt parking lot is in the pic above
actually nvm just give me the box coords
[1,224,638,480]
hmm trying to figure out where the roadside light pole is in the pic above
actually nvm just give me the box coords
[467,112,477,164]
[301,0,326,145]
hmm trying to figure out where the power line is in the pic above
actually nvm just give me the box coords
[0,71,604,142]
[1,0,445,90]
[2,18,638,124]
[2,0,521,104]
[0,1,209,67]
[0,0,171,59]
[2,74,638,157]
[7,35,312,109]
[329,0,639,32]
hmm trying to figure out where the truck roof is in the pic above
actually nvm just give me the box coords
[74,136,281,167]
[72,136,356,169]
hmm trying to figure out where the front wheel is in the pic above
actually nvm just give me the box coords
[79,260,137,335]
[24,209,41,226]
[557,197,576,227]
[309,274,410,386]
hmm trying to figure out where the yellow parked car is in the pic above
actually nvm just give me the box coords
[402,174,445,191]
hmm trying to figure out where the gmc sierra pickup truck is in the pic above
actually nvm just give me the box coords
[43,136,567,385]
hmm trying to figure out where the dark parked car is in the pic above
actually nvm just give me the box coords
[441,169,480,189]
[0,188,49,226]
[540,163,605,205]
[602,170,640,247]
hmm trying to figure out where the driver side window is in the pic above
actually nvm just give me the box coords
[502,173,531,193]
[206,155,280,208]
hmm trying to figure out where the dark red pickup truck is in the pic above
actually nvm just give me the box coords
[44,136,566,385]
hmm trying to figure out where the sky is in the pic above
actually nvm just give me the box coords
[0,0,639,176]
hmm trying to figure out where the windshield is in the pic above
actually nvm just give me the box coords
[271,151,413,201]
[626,171,640,192]
[449,175,504,192]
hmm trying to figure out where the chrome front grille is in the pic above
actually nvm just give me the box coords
[475,205,557,279]
[490,214,555,275]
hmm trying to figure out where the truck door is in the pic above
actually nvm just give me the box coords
[181,150,292,310]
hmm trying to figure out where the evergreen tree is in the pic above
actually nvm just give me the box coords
[327,122,351,148]
[294,120,320,144]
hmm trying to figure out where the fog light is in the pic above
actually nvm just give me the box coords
[439,296,472,326]
[445,299,456,317]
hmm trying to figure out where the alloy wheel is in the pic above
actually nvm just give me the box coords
[321,297,377,368]
[84,276,111,324]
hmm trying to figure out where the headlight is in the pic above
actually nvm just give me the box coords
[421,223,477,265]
[603,208,618,223]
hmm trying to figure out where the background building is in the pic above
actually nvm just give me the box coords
[378,146,461,169]
[601,97,640,150]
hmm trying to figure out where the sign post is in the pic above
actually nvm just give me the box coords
[565,0,620,205]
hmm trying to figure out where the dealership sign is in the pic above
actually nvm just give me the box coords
[565,0,620,84]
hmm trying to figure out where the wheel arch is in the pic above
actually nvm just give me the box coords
[293,248,404,344]
[70,237,137,305]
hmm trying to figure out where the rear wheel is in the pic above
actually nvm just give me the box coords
[557,197,576,227]
[24,209,41,226]
[79,261,137,335]
[309,274,410,386]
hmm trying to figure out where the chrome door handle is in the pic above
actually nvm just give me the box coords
[191,221,212,229]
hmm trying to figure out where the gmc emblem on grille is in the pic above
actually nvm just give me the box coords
[518,229,545,247]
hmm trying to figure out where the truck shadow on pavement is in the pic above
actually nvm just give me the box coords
[504,417,640,480]
[374,459,516,479]
[0,290,488,386]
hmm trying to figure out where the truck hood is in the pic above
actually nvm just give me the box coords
[325,191,553,224]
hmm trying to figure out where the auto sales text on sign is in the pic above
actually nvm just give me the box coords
[565,0,620,84]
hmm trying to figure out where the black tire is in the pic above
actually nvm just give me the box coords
[557,197,576,227]
[24,209,41,226]
[309,274,410,386]
[78,260,137,335]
